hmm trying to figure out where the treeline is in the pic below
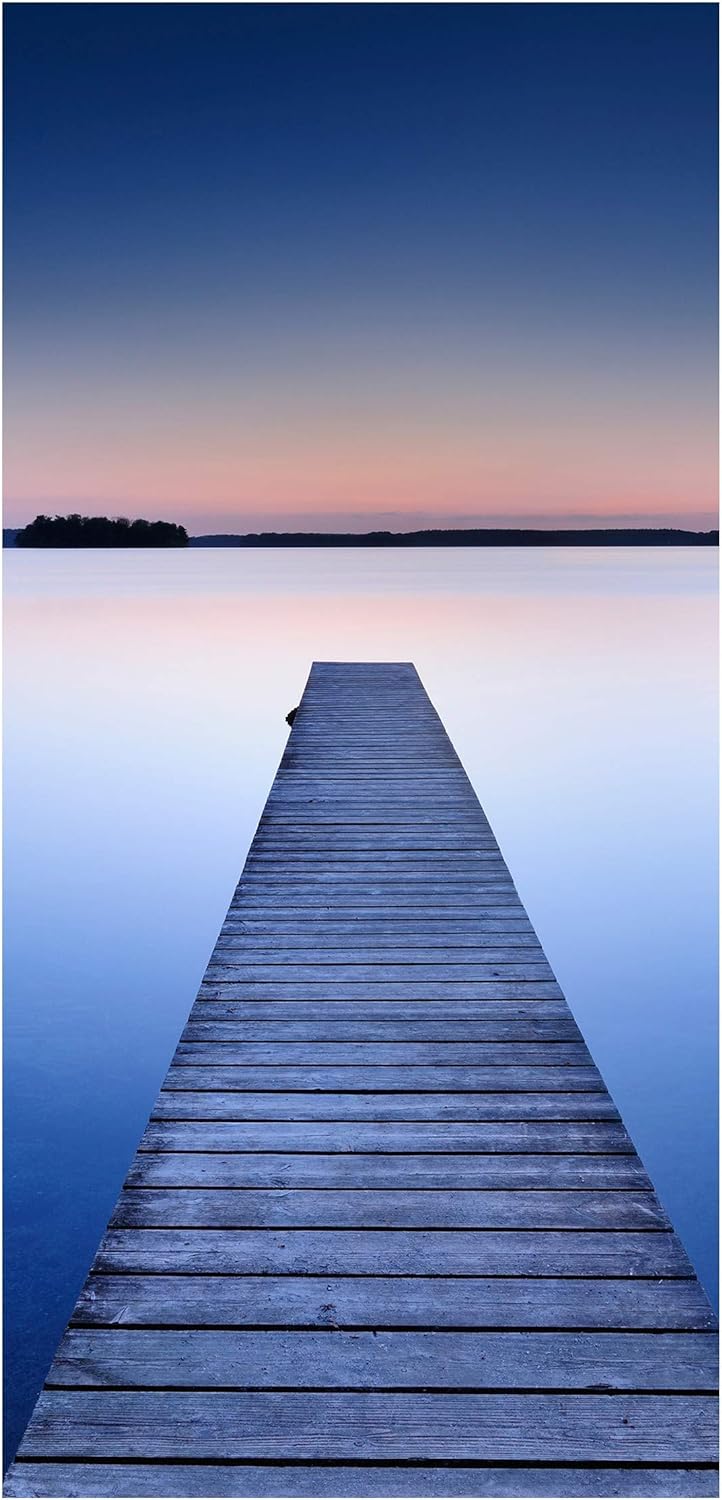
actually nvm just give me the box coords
[190,527,719,547]
[16,514,189,547]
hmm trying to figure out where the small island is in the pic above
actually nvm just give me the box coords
[15,514,189,547]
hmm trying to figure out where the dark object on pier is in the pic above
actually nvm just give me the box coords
[286,707,298,726]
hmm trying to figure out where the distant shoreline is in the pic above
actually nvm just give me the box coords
[4,526,718,548]
[189,527,718,547]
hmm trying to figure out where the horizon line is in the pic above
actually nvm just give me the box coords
[4,523,720,538]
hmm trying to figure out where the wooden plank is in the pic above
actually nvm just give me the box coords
[72,1274,718,1331]
[266,791,479,800]
[261,802,486,812]
[229,894,528,908]
[268,762,474,770]
[223,908,529,920]
[152,1090,620,1120]
[47,1330,718,1391]
[235,875,520,886]
[219,922,538,938]
[180,1019,581,1041]
[219,921,538,935]
[203,963,556,981]
[229,891,527,907]
[245,857,513,866]
[198,982,566,999]
[172,1041,588,1063]
[126,1151,652,1189]
[161,1064,608,1090]
[6,1463,719,1497]
[243,871,518,884]
[217,937,543,953]
[138,1120,632,1153]
[251,836,507,849]
[211,945,547,963]
[245,858,510,871]
[92,1228,690,1277]
[186,1002,573,1026]
[243,854,511,866]
[109,1187,667,1229]
[259,816,501,828]
[17,1391,718,1462]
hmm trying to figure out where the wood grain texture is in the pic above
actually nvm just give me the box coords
[91,1227,690,1277]
[16,1390,718,1462]
[179,1017,581,1040]
[8,661,716,1496]
[151,1089,620,1120]
[197,981,567,1000]
[47,1329,718,1391]
[171,1040,588,1063]
[109,1188,668,1230]
[138,1119,633,1152]
[5,1464,718,1498]
[184,999,571,1016]
[72,1274,718,1331]
[162,1063,609,1091]
[124,1150,652,1189]
[6,1464,720,1498]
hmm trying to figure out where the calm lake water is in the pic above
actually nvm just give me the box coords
[3,546,718,1459]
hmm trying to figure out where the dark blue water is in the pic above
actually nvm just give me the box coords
[4,547,718,1461]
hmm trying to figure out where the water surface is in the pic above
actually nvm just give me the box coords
[4,546,718,1459]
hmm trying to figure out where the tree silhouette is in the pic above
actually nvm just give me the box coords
[16,514,189,547]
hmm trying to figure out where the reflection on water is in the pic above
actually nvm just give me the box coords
[3,547,718,1457]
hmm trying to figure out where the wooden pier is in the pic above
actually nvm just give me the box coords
[7,662,717,1496]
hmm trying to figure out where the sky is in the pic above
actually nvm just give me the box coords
[4,3,718,534]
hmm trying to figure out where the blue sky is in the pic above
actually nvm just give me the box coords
[4,3,718,531]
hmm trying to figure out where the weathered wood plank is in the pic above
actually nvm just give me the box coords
[236,875,520,887]
[229,893,527,908]
[187,999,571,1019]
[109,1187,667,1230]
[198,981,567,999]
[92,1228,690,1277]
[125,1152,653,1189]
[219,921,537,939]
[6,1462,719,1497]
[173,1041,586,1064]
[238,866,518,880]
[265,789,480,797]
[17,1390,718,1462]
[251,836,506,850]
[162,1064,608,1090]
[267,770,473,779]
[181,1019,579,1042]
[220,911,527,925]
[47,1330,718,1391]
[152,1090,620,1120]
[72,1273,718,1331]
[203,963,556,982]
[255,820,499,832]
[211,945,547,964]
[243,854,511,867]
[218,936,541,952]
[246,865,511,880]
[266,782,464,794]
[138,1120,632,1153]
